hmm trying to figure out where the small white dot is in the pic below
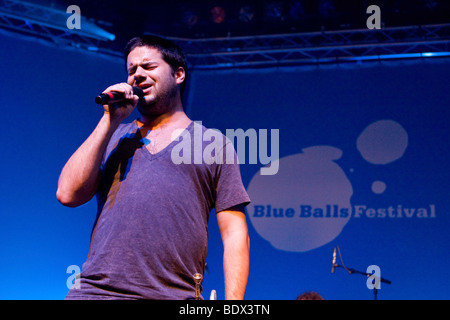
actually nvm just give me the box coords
[372,181,386,194]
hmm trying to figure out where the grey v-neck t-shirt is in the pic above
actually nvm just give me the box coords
[65,120,250,300]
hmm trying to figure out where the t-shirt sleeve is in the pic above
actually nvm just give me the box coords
[214,140,251,213]
[100,122,137,168]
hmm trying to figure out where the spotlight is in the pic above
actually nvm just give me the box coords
[239,5,255,23]
[211,6,226,24]
[424,0,438,11]
[288,1,305,20]
[318,0,335,18]
[182,9,198,27]
[264,1,284,22]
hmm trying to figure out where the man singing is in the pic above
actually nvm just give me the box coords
[57,35,250,300]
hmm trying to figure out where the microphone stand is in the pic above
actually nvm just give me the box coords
[332,263,391,300]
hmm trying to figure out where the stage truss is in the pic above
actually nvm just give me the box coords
[0,0,449,70]
[169,23,450,70]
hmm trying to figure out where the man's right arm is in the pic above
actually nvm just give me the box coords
[56,83,139,207]
[56,114,120,207]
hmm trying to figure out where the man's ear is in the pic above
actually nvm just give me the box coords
[175,67,185,85]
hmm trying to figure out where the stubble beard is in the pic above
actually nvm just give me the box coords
[137,82,179,118]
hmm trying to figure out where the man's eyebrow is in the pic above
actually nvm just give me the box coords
[127,60,158,72]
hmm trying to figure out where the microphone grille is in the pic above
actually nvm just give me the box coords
[132,86,144,98]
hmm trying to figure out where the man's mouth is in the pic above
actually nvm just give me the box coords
[138,84,152,94]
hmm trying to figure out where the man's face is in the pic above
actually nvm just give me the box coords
[126,46,184,115]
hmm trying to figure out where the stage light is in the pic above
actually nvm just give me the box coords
[182,9,198,27]
[424,0,438,11]
[264,1,284,22]
[288,1,305,20]
[238,5,255,23]
[345,52,450,62]
[422,52,450,57]
[211,6,226,24]
[318,0,335,18]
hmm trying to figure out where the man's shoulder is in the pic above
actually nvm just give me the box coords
[191,121,230,144]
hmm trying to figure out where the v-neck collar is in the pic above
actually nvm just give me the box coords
[135,120,194,161]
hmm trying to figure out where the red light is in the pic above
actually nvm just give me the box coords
[211,6,226,24]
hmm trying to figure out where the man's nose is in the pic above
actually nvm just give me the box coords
[134,66,146,83]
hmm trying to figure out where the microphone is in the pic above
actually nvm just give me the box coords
[331,247,337,273]
[95,87,144,104]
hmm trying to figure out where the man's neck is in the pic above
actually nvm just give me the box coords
[136,106,192,155]
[137,106,191,131]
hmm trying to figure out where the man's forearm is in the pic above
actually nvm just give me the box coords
[223,232,250,300]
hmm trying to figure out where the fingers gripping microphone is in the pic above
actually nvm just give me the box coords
[95,87,144,104]
[331,247,337,273]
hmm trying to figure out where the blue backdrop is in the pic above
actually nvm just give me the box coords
[0,32,449,300]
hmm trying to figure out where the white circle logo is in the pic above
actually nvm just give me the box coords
[247,146,353,252]
[247,120,409,252]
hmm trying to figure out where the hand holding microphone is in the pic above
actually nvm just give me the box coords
[95,83,144,122]
[95,85,144,105]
